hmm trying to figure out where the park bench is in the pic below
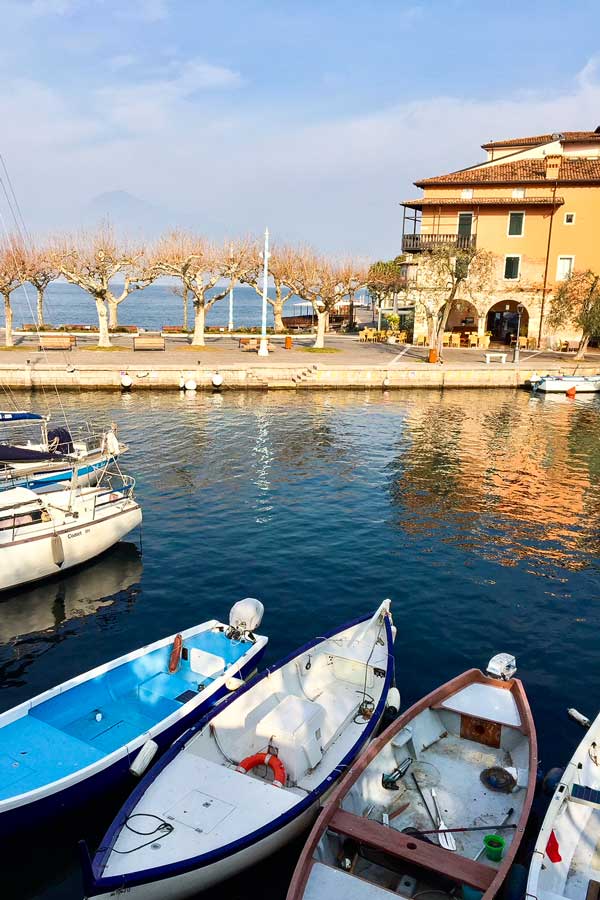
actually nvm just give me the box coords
[484,351,507,364]
[238,337,273,352]
[39,334,76,351]
[133,334,165,351]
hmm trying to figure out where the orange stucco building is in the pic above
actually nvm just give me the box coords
[398,129,600,345]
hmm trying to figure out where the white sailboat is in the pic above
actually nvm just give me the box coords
[0,470,142,591]
[0,411,126,491]
[529,374,600,394]
[527,713,600,900]
[81,601,397,899]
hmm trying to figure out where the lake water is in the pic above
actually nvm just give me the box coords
[1,388,599,898]
[6,282,370,331]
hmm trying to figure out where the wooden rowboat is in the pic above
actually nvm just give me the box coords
[288,655,537,900]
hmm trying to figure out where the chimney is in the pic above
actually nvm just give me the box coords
[545,154,561,180]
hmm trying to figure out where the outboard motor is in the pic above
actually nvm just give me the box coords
[47,427,74,455]
[227,598,264,642]
[486,653,517,681]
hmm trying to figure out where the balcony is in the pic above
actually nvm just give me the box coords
[402,233,477,253]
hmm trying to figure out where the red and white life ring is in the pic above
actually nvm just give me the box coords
[236,752,286,788]
[168,634,183,673]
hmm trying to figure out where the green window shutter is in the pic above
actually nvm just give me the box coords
[504,256,520,279]
[508,212,524,236]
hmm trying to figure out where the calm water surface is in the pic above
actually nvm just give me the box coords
[1,388,599,898]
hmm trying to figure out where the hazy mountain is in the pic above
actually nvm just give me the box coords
[80,190,227,239]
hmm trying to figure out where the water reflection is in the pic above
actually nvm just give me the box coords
[0,543,142,687]
[388,391,600,571]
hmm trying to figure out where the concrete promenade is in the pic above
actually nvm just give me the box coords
[0,332,598,391]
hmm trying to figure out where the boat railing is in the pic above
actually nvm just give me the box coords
[94,468,136,499]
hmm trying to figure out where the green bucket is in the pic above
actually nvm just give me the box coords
[483,834,506,862]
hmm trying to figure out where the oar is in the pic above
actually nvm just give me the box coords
[411,773,436,827]
[431,788,456,852]
[409,823,517,836]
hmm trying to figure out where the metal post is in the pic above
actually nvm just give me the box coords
[513,304,523,365]
[228,243,234,332]
[258,228,270,357]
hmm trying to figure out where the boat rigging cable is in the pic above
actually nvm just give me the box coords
[0,153,71,426]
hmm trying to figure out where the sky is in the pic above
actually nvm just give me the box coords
[0,0,599,257]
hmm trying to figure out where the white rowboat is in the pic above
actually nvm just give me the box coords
[527,712,600,900]
[82,600,397,899]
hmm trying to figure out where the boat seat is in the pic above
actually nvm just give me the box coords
[314,687,360,749]
[327,808,496,892]
[138,672,201,707]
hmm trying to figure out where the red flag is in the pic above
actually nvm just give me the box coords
[546,830,562,863]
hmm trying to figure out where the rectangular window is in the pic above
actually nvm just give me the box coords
[457,212,473,238]
[504,256,521,280]
[564,212,575,225]
[461,189,474,199]
[556,256,574,281]
[508,211,525,236]
[512,188,526,199]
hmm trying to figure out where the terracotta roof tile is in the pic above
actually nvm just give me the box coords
[415,157,600,187]
[481,130,600,149]
[401,196,564,208]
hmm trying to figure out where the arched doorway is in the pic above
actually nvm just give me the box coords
[486,300,529,345]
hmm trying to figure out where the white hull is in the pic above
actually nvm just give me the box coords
[535,376,600,393]
[91,807,316,900]
[0,485,142,591]
[85,602,396,899]
[527,713,600,900]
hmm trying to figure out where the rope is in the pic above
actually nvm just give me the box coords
[0,165,71,427]
[110,814,174,854]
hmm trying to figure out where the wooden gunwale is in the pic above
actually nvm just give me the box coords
[286,668,537,900]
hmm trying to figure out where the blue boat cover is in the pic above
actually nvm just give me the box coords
[0,412,44,423]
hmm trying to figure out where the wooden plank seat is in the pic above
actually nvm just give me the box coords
[133,334,165,351]
[238,337,273,351]
[327,808,496,892]
[38,334,76,350]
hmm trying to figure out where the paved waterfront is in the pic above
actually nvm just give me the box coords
[1,331,598,373]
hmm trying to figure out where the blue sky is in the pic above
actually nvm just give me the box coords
[0,0,599,255]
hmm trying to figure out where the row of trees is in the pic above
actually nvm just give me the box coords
[0,231,367,349]
[1,231,597,355]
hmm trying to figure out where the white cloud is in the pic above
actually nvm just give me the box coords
[0,58,598,254]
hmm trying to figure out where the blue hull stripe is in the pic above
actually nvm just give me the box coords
[85,612,395,896]
[2,457,114,491]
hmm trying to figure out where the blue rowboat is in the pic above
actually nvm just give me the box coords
[81,600,397,900]
[0,600,267,836]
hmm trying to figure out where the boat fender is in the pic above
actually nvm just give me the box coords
[386,687,401,716]
[568,707,591,728]
[542,767,565,797]
[120,373,133,391]
[130,739,159,777]
[236,752,286,787]
[566,386,577,399]
[169,634,183,673]
[51,533,65,567]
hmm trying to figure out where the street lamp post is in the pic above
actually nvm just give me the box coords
[513,303,524,364]
[258,227,270,357]
[228,243,234,332]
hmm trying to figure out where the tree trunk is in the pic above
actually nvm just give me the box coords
[108,299,118,329]
[96,299,111,348]
[36,287,45,326]
[435,301,453,356]
[183,286,189,332]
[3,295,13,347]
[575,334,590,360]
[191,302,206,346]
[272,300,284,334]
[313,310,327,348]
